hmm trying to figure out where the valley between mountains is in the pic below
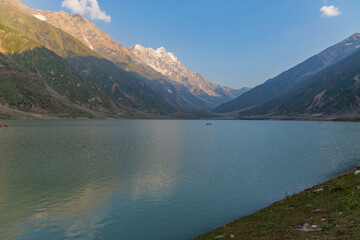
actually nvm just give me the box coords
[0,0,360,120]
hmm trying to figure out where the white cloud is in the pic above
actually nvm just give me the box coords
[62,0,111,22]
[320,5,341,18]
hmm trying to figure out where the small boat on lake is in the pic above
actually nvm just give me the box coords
[205,123,212,126]
[0,124,8,128]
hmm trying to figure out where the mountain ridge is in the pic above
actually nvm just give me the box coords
[214,33,360,113]
[238,47,360,119]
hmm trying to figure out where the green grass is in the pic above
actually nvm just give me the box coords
[194,167,360,240]
[0,23,40,53]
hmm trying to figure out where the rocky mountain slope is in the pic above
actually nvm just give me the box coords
[8,0,246,111]
[215,33,360,113]
[131,45,248,109]
[0,0,205,119]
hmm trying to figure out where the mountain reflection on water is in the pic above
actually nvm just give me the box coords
[0,120,360,240]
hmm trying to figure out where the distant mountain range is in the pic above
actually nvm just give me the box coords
[215,33,360,120]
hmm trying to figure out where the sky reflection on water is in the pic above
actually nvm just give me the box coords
[0,120,360,240]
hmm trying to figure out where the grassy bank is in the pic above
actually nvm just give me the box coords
[194,167,360,240]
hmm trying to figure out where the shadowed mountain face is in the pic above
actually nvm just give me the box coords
[66,56,178,115]
[240,49,360,118]
[0,24,114,111]
[0,52,65,113]
[0,22,116,118]
[0,0,205,119]
[214,33,360,113]
[8,0,247,111]
[11,47,125,113]
[0,49,105,119]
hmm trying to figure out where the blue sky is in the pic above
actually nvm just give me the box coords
[23,0,360,88]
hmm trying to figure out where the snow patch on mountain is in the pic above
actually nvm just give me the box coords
[130,44,242,98]
[82,34,94,50]
[34,14,46,21]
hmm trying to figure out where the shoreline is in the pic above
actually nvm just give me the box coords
[3,105,360,122]
[193,166,360,240]
[2,110,360,122]
[235,116,360,122]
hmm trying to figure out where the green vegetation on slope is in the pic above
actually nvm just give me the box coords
[67,56,181,116]
[0,23,117,116]
[0,1,99,58]
[10,48,116,112]
[194,167,360,240]
[0,23,40,53]
[0,52,68,113]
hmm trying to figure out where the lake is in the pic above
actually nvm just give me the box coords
[0,120,359,240]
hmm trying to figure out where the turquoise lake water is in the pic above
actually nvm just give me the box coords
[0,120,359,240]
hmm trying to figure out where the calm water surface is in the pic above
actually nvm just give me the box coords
[0,120,359,240]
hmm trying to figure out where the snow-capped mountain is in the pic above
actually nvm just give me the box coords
[131,44,248,107]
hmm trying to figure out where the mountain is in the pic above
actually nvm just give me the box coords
[0,51,115,119]
[9,0,247,111]
[0,0,203,119]
[7,0,154,76]
[0,21,117,119]
[0,51,64,115]
[0,42,99,119]
[239,47,360,119]
[131,45,249,110]
[215,33,360,113]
